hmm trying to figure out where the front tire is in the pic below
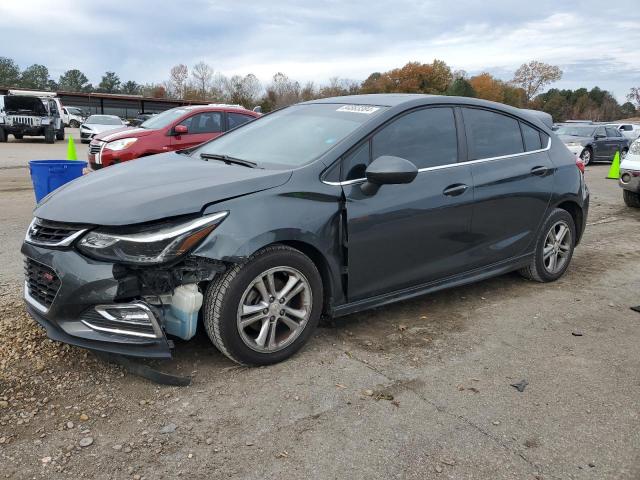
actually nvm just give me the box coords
[203,245,323,366]
[580,147,592,166]
[519,208,576,283]
[69,120,80,128]
[13,133,23,140]
[56,127,65,141]
[0,128,6,142]
[623,190,640,208]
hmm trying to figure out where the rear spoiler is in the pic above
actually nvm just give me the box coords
[520,108,553,129]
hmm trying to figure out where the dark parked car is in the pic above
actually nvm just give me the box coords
[22,95,589,366]
[129,113,156,127]
[556,124,630,165]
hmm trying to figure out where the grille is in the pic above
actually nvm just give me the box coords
[89,142,102,154]
[9,116,38,126]
[26,218,86,247]
[24,258,61,309]
[80,308,158,338]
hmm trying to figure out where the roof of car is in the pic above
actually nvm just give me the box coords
[305,94,552,131]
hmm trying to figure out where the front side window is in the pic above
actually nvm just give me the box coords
[595,127,606,137]
[371,107,458,169]
[521,122,542,151]
[463,108,524,159]
[180,112,222,134]
[192,103,386,169]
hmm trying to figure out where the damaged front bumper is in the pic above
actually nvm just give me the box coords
[21,241,217,359]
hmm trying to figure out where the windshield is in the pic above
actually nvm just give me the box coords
[192,103,387,168]
[140,108,189,129]
[556,125,596,137]
[86,115,121,125]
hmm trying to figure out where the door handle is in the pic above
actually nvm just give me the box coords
[530,166,548,176]
[443,183,468,197]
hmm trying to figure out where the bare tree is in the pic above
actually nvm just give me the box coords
[169,64,188,99]
[511,60,562,104]
[265,72,301,108]
[627,87,640,107]
[192,61,214,100]
[222,74,262,107]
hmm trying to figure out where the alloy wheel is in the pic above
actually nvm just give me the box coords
[236,266,312,353]
[542,221,572,274]
[580,149,591,165]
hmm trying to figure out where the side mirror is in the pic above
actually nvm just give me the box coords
[174,124,188,135]
[362,155,418,195]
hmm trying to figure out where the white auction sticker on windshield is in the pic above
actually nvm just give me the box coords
[336,105,380,114]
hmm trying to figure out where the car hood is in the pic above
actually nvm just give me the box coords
[558,135,591,144]
[34,153,293,226]
[93,126,157,142]
[82,124,126,135]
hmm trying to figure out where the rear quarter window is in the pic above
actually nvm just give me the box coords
[462,108,524,160]
[520,122,542,151]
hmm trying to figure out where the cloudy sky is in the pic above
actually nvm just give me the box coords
[1,0,639,100]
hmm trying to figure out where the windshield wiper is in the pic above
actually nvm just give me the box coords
[199,153,258,168]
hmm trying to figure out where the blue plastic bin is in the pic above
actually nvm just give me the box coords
[28,160,87,203]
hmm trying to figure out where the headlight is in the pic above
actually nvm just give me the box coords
[630,141,640,155]
[77,212,228,264]
[105,138,138,151]
[81,125,92,130]
[565,142,583,147]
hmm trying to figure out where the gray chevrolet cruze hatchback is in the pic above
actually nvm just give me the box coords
[22,94,589,365]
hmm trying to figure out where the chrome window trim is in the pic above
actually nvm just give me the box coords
[24,280,50,314]
[323,137,552,186]
[25,218,88,247]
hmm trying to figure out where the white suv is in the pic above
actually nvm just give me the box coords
[607,123,640,141]
[62,106,85,128]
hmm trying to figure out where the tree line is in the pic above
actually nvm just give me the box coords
[0,56,638,121]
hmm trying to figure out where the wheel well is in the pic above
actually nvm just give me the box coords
[556,201,584,244]
[275,240,334,314]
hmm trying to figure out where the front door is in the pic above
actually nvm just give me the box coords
[170,111,223,150]
[343,107,475,301]
[461,107,554,267]
[592,126,611,160]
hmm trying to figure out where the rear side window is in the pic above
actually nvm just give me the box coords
[463,108,524,160]
[228,112,255,130]
[520,122,542,151]
[371,107,457,169]
[606,127,621,137]
[621,125,632,131]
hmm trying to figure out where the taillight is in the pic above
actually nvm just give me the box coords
[575,156,585,174]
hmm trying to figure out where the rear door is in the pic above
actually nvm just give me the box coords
[462,107,553,267]
[342,106,475,301]
[606,127,625,157]
[170,111,223,150]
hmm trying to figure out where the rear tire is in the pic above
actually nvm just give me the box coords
[519,208,576,283]
[44,127,55,144]
[580,147,592,166]
[623,190,640,208]
[203,245,323,366]
[0,128,6,142]
[13,133,23,140]
[56,127,65,141]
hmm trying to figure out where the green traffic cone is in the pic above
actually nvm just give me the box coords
[67,136,78,161]
[606,150,620,179]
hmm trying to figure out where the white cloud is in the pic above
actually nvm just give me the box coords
[0,0,638,100]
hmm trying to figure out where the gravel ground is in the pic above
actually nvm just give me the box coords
[0,132,639,479]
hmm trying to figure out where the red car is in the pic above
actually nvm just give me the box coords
[87,105,260,169]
